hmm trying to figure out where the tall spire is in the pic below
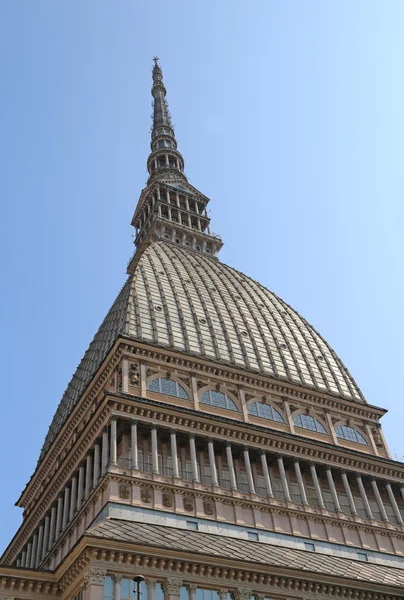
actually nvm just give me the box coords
[127,58,223,274]
[147,57,187,184]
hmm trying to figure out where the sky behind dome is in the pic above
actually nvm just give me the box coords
[1,0,404,554]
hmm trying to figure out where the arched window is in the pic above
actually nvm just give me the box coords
[294,413,327,434]
[200,389,238,412]
[248,402,284,423]
[335,424,367,445]
[148,377,189,400]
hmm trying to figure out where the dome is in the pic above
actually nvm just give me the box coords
[127,242,363,402]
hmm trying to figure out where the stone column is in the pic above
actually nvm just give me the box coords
[101,428,109,475]
[83,566,107,600]
[36,525,44,566]
[386,482,403,525]
[260,451,274,498]
[226,443,238,490]
[77,465,85,510]
[110,417,118,465]
[85,453,93,499]
[151,427,159,474]
[93,443,100,486]
[122,358,129,393]
[170,430,180,478]
[21,550,26,568]
[189,435,200,482]
[25,542,32,570]
[163,577,183,600]
[326,467,342,512]
[131,420,139,470]
[147,579,157,600]
[48,506,57,549]
[140,361,147,397]
[294,460,309,505]
[42,515,50,559]
[55,496,63,541]
[356,475,374,519]
[341,471,358,515]
[233,588,253,600]
[30,534,38,568]
[114,574,122,600]
[277,455,291,501]
[62,486,70,530]
[371,478,389,521]
[187,584,197,600]
[70,476,77,521]
[243,447,256,494]
[310,463,326,509]
[208,439,218,486]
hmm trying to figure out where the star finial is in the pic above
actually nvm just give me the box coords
[153,56,159,66]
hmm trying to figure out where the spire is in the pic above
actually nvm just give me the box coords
[147,57,187,184]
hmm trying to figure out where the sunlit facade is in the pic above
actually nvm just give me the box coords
[1,59,404,600]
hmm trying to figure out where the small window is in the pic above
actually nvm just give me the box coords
[248,402,284,423]
[294,413,327,434]
[304,542,315,551]
[357,551,368,561]
[148,377,189,400]
[335,425,367,445]
[200,390,238,412]
[186,521,198,530]
[248,531,258,541]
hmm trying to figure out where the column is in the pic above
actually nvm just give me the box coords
[151,427,159,474]
[110,417,118,465]
[189,435,200,482]
[187,585,197,600]
[170,430,180,478]
[93,443,100,486]
[310,463,326,509]
[226,443,238,490]
[70,476,77,521]
[326,467,342,512]
[48,506,57,549]
[114,574,122,600]
[163,577,183,600]
[101,428,109,475]
[30,534,38,568]
[371,478,389,521]
[84,566,107,600]
[77,465,85,510]
[208,439,218,486]
[147,579,157,600]
[243,447,256,494]
[140,361,147,396]
[401,485,404,504]
[26,543,32,570]
[385,482,403,525]
[42,516,50,559]
[36,525,44,567]
[260,451,274,498]
[131,420,139,470]
[122,358,129,393]
[85,453,93,499]
[277,455,291,502]
[294,460,309,505]
[21,550,26,568]
[55,496,63,541]
[62,486,70,530]
[341,471,358,515]
[356,475,374,519]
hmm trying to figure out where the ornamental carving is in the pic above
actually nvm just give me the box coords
[119,483,131,499]
[183,495,195,512]
[141,486,153,503]
[203,499,215,515]
[372,427,384,447]
[163,492,174,507]
[163,578,183,595]
[129,363,140,386]
[84,566,107,586]
[233,588,252,600]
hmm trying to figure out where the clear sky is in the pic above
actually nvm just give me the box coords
[1,0,404,555]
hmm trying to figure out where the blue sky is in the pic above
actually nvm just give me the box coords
[1,1,404,554]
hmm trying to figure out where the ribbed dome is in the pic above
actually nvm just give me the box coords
[126,242,363,402]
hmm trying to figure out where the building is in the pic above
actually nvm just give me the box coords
[1,58,404,600]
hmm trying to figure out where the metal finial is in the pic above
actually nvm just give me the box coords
[153,56,159,65]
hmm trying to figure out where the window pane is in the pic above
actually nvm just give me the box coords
[148,378,160,392]
[210,390,227,408]
[248,402,258,416]
[161,378,178,396]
